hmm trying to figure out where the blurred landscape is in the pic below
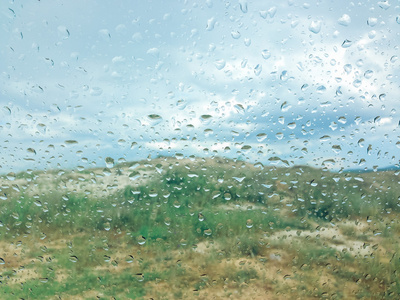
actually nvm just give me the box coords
[0,156,399,299]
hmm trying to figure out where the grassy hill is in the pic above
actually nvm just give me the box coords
[0,157,399,298]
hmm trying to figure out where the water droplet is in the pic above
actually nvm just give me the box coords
[149,190,158,198]
[129,171,141,181]
[206,17,216,31]
[367,17,377,27]
[200,114,213,125]
[280,70,288,81]
[137,235,146,245]
[231,30,241,39]
[364,70,373,79]
[320,135,331,142]
[378,1,390,10]
[147,114,163,126]
[280,101,291,112]
[198,213,205,221]
[254,64,262,76]
[239,0,248,13]
[234,104,245,114]
[135,273,145,282]
[275,132,284,140]
[332,145,342,153]
[105,157,114,168]
[204,229,212,236]
[69,256,78,263]
[256,133,267,142]
[246,219,253,228]
[338,14,351,26]
[353,79,362,88]
[0,258,5,265]
[344,64,352,74]
[261,49,271,60]
[233,176,246,183]
[176,99,187,110]
[89,87,103,96]
[65,140,78,145]
[6,172,16,181]
[104,222,111,231]
[57,26,70,39]
[309,20,321,34]
[342,39,353,48]
[358,138,365,147]
[214,59,226,70]
[147,47,160,57]
[103,168,111,176]
[396,16,400,24]
[316,85,326,93]
[338,116,347,124]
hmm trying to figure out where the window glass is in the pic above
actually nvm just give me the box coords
[1,0,399,298]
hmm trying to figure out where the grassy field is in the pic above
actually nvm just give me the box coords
[0,157,399,299]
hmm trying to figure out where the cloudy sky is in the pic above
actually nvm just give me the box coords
[1,0,399,173]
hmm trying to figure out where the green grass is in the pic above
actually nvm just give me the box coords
[0,157,399,298]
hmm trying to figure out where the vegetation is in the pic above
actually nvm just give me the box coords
[0,157,399,298]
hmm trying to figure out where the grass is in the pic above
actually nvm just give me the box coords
[0,156,399,298]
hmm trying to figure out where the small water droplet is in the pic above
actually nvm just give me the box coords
[261,49,271,59]
[338,14,351,26]
[104,222,111,231]
[204,229,212,236]
[254,64,262,76]
[341,39,353,48]
[176,99,187,110]
[231,30,241,39]
[256,133,267,142]
[214,59,226,70]
[137,236,146,245]
[367,17,378,27]
[147,114,163,125]
[309,20,321,34]
[198,213,205,222]
[200,114,213,125]
[224,192,232,200]
[69,256,78,263]
[246,219,253,228]
[105,157,114,168]
[206,17,216,31]
[129,171,141,181]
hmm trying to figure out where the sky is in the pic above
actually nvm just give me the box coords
[1,0,400,173]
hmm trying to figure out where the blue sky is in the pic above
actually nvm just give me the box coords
[1,0,399,173]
